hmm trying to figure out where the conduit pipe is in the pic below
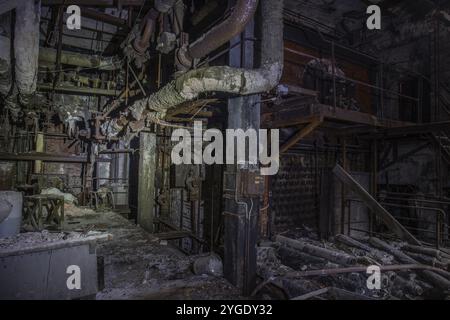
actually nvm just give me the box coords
[103,0,284,138]
[177,0,259,68]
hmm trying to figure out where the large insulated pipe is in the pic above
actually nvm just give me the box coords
[39,47,122,71]
[15,0,41,105]
[0,12,12,97]
[178,0,259,67]
[103,0,283,137]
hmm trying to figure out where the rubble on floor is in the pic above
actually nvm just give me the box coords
[255,227,450,300]
[62,207,243,300]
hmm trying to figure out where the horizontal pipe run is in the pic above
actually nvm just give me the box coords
[39,47,122,71]
[188,0,258,60]
[0,152,88,163]
[37,84,124,96]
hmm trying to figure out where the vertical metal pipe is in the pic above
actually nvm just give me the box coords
[34,132,44,174]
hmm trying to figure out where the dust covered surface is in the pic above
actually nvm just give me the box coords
[63,207,243,300]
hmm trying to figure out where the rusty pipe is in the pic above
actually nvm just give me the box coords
[251,263,447,297]
[186,0,259,62]
[133,8,160,54]
[102,0,282,138]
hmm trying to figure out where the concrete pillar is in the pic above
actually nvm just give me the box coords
[137,132,156,233]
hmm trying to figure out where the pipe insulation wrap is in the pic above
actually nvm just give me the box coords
[0,13,11,96]
[14,0,41,104]
[104,0,284,138]
[188,0,259,60]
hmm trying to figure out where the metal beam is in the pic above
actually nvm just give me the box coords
[280,118,322,153]
[82,8,129,29]
[369,121,450,138]
[332,164,421,245]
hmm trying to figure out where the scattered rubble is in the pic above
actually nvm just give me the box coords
[255,228,450,300]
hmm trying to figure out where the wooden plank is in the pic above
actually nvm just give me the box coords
[332,164,421,245]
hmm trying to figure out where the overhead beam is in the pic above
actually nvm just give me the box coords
[365,121,450,138]
[38,84,123,96]
[332,164,421,245]
[280,118,322,153]
[82,8,130,29]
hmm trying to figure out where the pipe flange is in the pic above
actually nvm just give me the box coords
[133,37,149,55]
[175,45,193,71]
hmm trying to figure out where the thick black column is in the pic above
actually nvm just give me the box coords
[223,11,261,295]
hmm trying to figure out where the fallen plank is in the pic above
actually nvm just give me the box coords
[291,287,329,300]
[276,235,357,265]
[335,234,373,252]
[402,244,449,260]
[332,164,421,245]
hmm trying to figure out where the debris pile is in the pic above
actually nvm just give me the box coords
[0,229,111,255]
[256,229,450,300]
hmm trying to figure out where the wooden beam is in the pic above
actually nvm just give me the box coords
[332,164,421,245]
[280,118,322,153]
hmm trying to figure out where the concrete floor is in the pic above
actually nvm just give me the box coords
[63,205,243,300]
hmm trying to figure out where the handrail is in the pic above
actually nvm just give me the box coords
[381,202,445,249]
